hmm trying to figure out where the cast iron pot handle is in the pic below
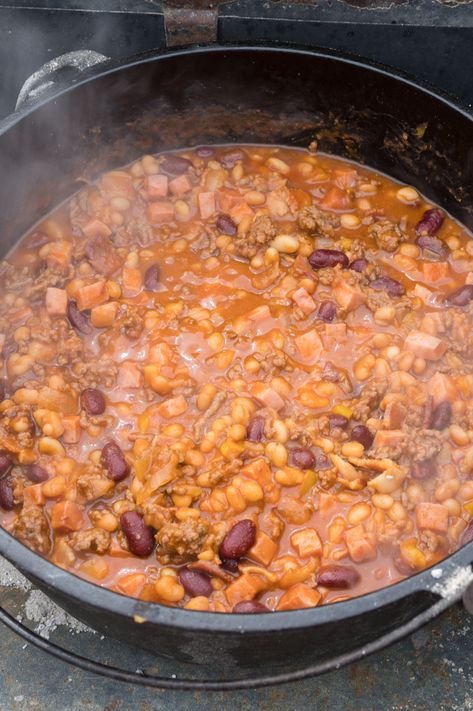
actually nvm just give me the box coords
[15,50,109,109]
[0,564,472,691]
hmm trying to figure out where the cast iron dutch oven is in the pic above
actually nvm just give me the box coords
[0,46,473,690]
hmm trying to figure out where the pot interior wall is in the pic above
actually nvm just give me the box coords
[0,48,472,256]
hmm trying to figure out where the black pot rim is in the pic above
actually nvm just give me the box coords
[0,44,472,636]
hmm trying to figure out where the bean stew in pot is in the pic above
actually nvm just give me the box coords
[1,144,473,613]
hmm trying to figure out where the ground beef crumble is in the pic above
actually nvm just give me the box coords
[67,527,111,554]
[155,518,209,564]
[13,506,51,555]
[233,215,276,259]
[297,206,339,237]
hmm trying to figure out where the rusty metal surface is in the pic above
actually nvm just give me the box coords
[1,577,473,709]
[218,0,473,26]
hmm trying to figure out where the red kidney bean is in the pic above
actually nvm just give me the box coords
[288,447,315,469]
[178,567,213,598]
[0,379,6,402]
[221,149,245,168]
[393,555,414,575]
[350,424,374,449]
[328,413,349,429]
[446,284,473,307]
[80,388,106,416]
[461,520,473,546]
[26,463,49,483]
[415,234,447,257]
[219,519,256,560]
[2,339,17,359]
[144,263,161,291]
[233,601,269,613]
[415,208,445,236]
[26,231,50,249]
[220,558,240,574]
[0,477,14,511]
[317,565,360,589]
[308,249,349,270]
[196,146,214,158]
[161,155,192,175]
[318,300,337,322]
[349,258,368,273]
[216,214,237,236]
[430,401,452,430]
[411,459,436,480]
[246,416,265,442]
[67,300,92,335]
[120,511,155,556]
[101,441,130,482]
[314,448,331,469]
[0,452,12,477]
[369,275,405,297]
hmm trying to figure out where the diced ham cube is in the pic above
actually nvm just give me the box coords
[23,483,45,507]
[422,261,449,282]
[50,501,83,532]
[217,189,244,212]
[100,171,134,199]
[75,280,108,311]
[241,458,273,486]
[156,394,188,419]
[276,583,321,611]
[228,201,253,224]
[233,305,272,334]
[148,342,174,366]
[147,202,174,223]
[198,191,216,219]
[334,168,358,189]
[169,175,192,196]
[91,301,119,328]
[62,415,81,444]
[413,284,434,304]
[324,323,347,348]
[373,429,406,449]
[426,372,459,408]
[295,329,323,362]
[383,400,407,429]
[416,502,449,532]
[225,573,265,607]
[290,528,323,558]
[333,279,366,311]
[116,572,146,597]
[321,185,352,210]
[318,492,336,513]
[46,241,73,274]
[145,174,168,199]
[117,361,143,389]
[248,531,278,566]
[45,287,67,316]
[404,330,446,361]
[345,524,377,563]
[84,233,122,277]
[247,305,271,322]
[82,219,112,240]
[292,287,316,314]
[122,267,143,295]
[251,382,285,411]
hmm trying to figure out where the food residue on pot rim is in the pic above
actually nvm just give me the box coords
[0,556,93,639]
